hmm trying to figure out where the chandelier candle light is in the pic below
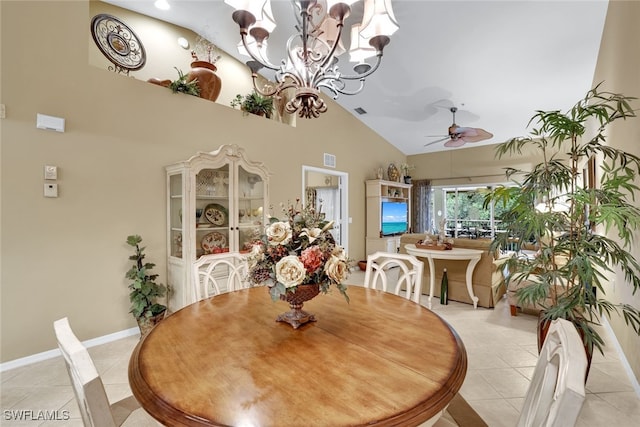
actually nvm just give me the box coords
[225,0,398,118]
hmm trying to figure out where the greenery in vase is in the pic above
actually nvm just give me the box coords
[230,91,274,118]
[168,68,200,97]
[125,235,167,322]
[485,84,640,353]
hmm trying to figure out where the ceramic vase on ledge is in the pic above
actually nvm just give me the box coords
[187,61,222,102]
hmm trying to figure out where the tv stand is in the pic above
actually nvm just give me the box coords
[365,179,412,255]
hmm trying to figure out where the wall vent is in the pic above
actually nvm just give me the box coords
[354,107,367,115]
[323,153,336,168]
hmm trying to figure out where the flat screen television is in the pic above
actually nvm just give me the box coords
[381,201,408,236]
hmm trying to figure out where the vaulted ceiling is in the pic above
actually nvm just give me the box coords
[106,0,609,154]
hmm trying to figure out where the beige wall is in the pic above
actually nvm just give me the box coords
[591,0,640,381]
[0,1,403,362]
[408,143,543,187]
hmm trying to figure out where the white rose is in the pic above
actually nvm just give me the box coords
[331,245,347,261]
[247,244,264,269]
[275,255,306,288]
[266,221,292,246]
[325,255,349,283]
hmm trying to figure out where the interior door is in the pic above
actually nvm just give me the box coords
[302,166,348,253]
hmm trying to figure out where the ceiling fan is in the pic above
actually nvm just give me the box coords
[424,107,493,148]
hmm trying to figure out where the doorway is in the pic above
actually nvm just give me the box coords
[302,166,349,254]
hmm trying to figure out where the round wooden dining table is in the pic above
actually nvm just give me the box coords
[129,286,467,427]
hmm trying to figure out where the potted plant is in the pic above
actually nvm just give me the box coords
[125,235,167,337]
[230,91,274,118]
[485,84,640,360]
[399,163,414,184]
[168,67,200,97]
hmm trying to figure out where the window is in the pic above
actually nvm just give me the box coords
[432,185,515,239]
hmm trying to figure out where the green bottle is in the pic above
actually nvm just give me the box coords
[440,268,449,305]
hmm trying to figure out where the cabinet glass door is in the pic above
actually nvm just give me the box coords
[169,173,183,258]
[237,165,265,252]
[195,165,230,257]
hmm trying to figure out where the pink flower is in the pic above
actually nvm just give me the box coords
[300,246,324,274]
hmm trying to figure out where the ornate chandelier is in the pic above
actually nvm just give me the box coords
[224,0,399,118]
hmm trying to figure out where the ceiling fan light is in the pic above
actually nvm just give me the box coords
[360,0,399,39]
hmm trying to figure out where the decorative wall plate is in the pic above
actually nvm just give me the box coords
[204,203,228,226]
[91,14,146,74]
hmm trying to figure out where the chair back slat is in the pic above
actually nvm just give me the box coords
[517,318,587,427]
[54,317,117,427]
[363,252,424,303]
[192,252,251,302]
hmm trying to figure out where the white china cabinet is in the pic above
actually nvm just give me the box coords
[166,144,270,310]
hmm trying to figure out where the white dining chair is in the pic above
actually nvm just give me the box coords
[517,318,588,427]
[53,317,144,426]
[192,252,251,302]
[363,251,425,304]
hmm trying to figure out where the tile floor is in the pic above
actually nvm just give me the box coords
[1,271,639,426]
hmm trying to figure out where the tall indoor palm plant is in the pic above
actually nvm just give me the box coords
[486,84,640,354]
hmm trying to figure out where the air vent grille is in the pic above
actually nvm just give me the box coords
[323,153,336,168]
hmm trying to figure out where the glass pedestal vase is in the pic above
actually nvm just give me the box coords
[276,283,320,329]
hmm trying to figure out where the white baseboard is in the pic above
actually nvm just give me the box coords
[601,317,640,397]
[0,327,140,372]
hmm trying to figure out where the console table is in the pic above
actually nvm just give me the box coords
[129,286,467,426]
[405,244,483,308]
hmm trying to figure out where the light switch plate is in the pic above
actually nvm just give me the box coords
[44,165,57,180]
[44,183,58,198]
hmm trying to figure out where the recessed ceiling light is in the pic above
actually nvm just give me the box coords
[177,37,189,49]
[154,0,170,11]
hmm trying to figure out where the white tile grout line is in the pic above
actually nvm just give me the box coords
[0,327,140,372]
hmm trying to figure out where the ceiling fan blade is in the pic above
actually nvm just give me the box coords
[457,127,478,136]
[424,137,449,147]
[444,139,467,148]
[459,128,493,143]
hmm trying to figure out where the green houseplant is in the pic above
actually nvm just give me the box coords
[485,84,640,355]
[168,68,200,97]
[125,235,167,336]
[230,91,274,118]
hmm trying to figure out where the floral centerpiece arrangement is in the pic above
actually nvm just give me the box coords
[247,200,350,327]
